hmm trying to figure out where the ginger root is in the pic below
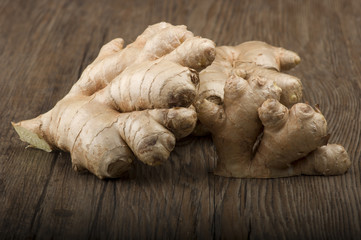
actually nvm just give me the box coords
[12,23,350,179]
[12,22,215,179]
[198,41,302,107]
[196,42,351,178]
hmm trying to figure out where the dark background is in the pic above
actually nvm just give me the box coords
[1,0,360,239]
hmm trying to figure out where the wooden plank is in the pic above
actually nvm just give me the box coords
[26,137,216,239]
[0,0,360,239]
[0,0,69,238]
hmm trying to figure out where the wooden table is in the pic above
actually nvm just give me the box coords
[1,0,360,239]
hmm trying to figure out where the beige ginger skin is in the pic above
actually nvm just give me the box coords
[198,41,303,107]
[12,22,216,179]
[12,22,351,179]
[196,42,351,178]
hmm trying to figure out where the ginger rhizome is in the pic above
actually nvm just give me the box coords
[198,41,303,107]
[196,42,351,178]
[12,22,351,179]
[12,22,216,179]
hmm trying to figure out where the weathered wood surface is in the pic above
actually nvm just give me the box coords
[1,0,360,239]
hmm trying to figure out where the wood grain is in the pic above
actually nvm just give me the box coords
[1,0,360,239]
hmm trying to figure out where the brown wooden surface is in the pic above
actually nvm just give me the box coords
[1,0,360,239]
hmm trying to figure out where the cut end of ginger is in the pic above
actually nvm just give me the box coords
[12,122,52,152]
